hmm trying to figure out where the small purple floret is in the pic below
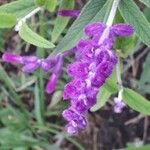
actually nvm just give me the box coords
[112,24,134,37]
[58,9,80,17]
[46,74,58,94]
[2,52,23,64]
[114,97,126,113]
[46,54,63,93]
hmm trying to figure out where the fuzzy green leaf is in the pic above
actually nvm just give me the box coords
[34,0,46,6]
[115,35,137,56]
[139,0,150,8]
[0,0,36,19]
[19,23,55,48]
[139,52,150,93]
[123,88,150,115]
[45,0,57,12]
[119,0,150,48]
[0,13,17,28]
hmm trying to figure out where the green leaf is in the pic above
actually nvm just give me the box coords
[51,0,75,42]
[0,0,36,19]
[139,0,150,8]
[34,0,46,6]
[138,52,150,93]
[144,7,150,22]
[0,129,41,149]
[0,13,17,28]
[0,107,28,131]
[48,91,62,108]
[34,82,44,125]
[0,65,25,110]
[45,0,57,12]
[55,0,112,53]
[19,23,55,48]
[123,88,150,115]
[91,71,118,111]
[119,0,150,48]
[115,35,137,56]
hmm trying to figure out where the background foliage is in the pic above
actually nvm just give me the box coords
[1,0,150,149]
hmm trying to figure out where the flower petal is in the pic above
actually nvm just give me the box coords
[22,63,39,73]
[2,52,23,64]
[84,22,106,37]
[112,23,134,37]
[46,74,58,94]
[58,9,80,17]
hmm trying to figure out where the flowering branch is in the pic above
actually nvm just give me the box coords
[62,0,133,133]
[2,0,134,135]
[114,55,126,113]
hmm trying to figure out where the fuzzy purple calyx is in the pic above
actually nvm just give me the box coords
[46,54,63,93]
[2,52,23,64]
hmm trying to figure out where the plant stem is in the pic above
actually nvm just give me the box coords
[106,0,121,26]
[99,0,121,45]
[105,0,123,99]
[116,56,123,100]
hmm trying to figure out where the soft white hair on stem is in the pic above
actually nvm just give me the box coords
[15,7,41,31]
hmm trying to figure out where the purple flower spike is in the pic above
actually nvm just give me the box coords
[58,9,80,17]
[2,52,23,64]
[112,24,134,37]
[63,22,134,134]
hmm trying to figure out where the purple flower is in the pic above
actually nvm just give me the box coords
[63,22,134,134]
[2,52,23,64]
[46,54,63,93]
[62,107,87,134]
[46,74,58,94]
[58,9,80,17]
[2,52,64,94]
[114,97,126,113]
[112,24,134,37]
[84,23,106,37]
